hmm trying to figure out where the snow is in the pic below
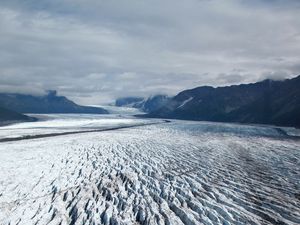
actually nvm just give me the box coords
[177,97,193,108]
[89,105,144,115]
[0,115,299,225]
[0,114,155,139]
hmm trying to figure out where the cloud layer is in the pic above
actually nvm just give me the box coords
[0,0,300,104]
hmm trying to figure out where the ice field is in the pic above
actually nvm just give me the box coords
[0,114,299,225]
[0,113,154,140]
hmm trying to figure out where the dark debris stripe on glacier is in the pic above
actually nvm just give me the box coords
[0,121,299,225]
[0,120,169,143]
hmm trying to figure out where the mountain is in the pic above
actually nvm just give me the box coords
[0,106,36,125]
[0,90,108,114]
[140,95,171,112]
[115,95,170,113]
[115,97,144,107]
[147,75,300,127]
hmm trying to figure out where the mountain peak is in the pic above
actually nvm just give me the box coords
[46,90,57,97]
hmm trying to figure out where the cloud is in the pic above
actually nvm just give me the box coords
[0,0,299,104]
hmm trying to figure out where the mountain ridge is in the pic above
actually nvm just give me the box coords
[145,75,300,127]
[0,106,36,125]
[115,95,170,113]
[0,90,108,114]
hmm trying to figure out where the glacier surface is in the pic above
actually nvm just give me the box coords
[0,115,299,225]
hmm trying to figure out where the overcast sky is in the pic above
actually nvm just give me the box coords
[0,0,300,104]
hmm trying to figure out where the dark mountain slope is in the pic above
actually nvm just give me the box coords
[0,90,108,114]
[147,75,300,127]
[115,97,144,107]
[115,95,170,113]
[0,106,35,124]
[141,95,171,113]
[226,77,300,127]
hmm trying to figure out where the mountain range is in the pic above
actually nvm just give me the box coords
[143,75,300,127]
[0,90,108,124]
[115,97,144,108]
[2,75,300,127]
[115,95,171,113]
[0,90,108,114]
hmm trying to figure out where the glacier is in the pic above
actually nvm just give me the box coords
[0,114,299,225]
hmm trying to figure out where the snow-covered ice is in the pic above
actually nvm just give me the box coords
[0,114,155,140]
[177,97,193,108]
[0,116,299,225]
